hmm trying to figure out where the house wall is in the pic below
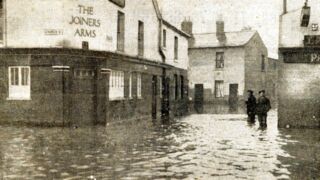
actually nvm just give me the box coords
[0,49,188,126]
[280,0,320,48]
[244,33,268,97]
[5,0,168,63]
[278,53,320,128]
[279,1,320,128]
[188,47,245,102]
[162,25,189,70]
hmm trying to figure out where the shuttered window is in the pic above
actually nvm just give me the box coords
[117,11,125,52]
[138,21,144,56]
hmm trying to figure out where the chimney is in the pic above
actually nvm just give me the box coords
[283,0,287,14]
[181,18,195,47]
[181,18,193,35]
[216,19,226,44]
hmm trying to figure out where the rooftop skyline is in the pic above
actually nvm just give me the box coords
[158,0,310,59]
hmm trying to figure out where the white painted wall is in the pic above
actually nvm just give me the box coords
[162,25,189,69]
[4,0,187,68]
[189,47,245,98]
[280,0,320,47]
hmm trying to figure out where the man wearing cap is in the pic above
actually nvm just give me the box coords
[256,90,271,127]
[245,90,256,123]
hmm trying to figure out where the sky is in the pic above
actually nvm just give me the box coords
[157,0,302,59]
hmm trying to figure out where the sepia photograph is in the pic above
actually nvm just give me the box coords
[0,0,319,179]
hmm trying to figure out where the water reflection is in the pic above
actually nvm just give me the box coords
[0,111,319,179]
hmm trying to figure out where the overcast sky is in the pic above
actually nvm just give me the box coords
[158,0,310,59]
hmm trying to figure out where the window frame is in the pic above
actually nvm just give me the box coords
[137,73,142,99]
[214,80,224,98]
[216,52,224,69]
[8,66,31,100]
[109,70,125,101]
[117,11,125,52]
[261,55,266,72]
[163,29,167,48]
[138,21,144,57]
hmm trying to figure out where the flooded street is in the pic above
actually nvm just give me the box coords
[0,111,319,180]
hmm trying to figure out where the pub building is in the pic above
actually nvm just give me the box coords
[0,0,190,126]
[279,0,320,128]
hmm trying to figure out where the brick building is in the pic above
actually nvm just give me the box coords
[185,20,273,113]
[279,0,320,128]
[0,0,190,126]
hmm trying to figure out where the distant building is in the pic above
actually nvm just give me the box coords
[0,0,190,126]
[266,58,279,105]
[184,20,271,113]
[279,0,320,128]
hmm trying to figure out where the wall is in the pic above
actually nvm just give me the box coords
[244,33,268,97]
[280,0,320,48]
[188,47,245,102]
[278,57,320,128]
[162,25,189,70]
[279,0,320,128]
[5,0,163,62]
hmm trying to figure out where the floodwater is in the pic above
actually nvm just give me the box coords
[0,111,319,180]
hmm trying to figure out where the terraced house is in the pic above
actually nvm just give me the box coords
[0,0,190,126]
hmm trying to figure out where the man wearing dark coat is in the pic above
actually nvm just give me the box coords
[256,90,271,127]
[245,90,256,123]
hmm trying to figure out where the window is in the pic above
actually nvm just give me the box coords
[137,73,142,98]
[174,36,178,60]
[180,75,184,99]
[163,29,166,47]
[216,52,224,68]
[129,73,132,99]
[138,21,144,56]
[0,0,3,41]
[215,80,224,98]
[174,74,178,100]
[117,11,125,52]
[109,0,125,8]
[8,66,31,100]
[109,70,124,100]
[301,6,310,27]
[261,55,265,71]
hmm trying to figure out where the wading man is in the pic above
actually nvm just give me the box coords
[245,90,256,123]
[256,90,271,127]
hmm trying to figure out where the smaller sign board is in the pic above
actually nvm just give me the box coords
[44,29,63,36]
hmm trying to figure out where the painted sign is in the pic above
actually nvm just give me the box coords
[44,29,63,36]
[283,51,320,63]
[304,35,320,47]
[69,5,101,38]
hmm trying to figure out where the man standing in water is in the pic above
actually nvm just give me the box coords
[245,90,256,123]
[256,90,271,127]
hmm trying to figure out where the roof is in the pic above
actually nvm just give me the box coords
[191,30,257,48]
[152,0,191,38]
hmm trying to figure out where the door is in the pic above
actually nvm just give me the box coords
[152,76,157,120]
[229,84,239,112]
[194,84,204,113]
[161,77,170,121]
[71,68,96,126]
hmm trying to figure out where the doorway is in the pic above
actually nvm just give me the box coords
[194,84,204,113]
[229,84,239,112]
[152,76,157,120]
